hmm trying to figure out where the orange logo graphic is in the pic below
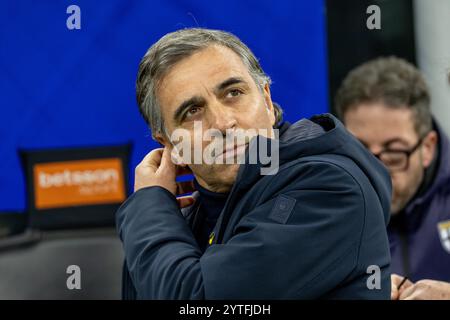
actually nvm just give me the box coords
[33,158,126,209]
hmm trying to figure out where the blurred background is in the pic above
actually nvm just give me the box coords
[0,0,449,299]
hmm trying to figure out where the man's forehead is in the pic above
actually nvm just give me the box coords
[162,45,249,83]
[345,103,418,145]
[158,45,253,106]
[346,103,415,126]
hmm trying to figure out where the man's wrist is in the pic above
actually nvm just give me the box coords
[133,185,178,202]
[118,185,178,215]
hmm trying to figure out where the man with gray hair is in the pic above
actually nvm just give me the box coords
[116,28,392,299]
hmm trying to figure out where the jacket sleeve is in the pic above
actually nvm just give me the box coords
[116,161,370,299]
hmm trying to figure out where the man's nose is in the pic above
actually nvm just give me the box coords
[208,104,237,133]
[369,146,383,157]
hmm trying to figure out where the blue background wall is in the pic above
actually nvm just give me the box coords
[0,0,328,212]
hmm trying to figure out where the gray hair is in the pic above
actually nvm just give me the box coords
[335,56,432,138]
[136,28,283,139]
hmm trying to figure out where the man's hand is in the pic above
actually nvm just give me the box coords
[391,274,413,300]
[134,147,196,208]
[399,279,450,300]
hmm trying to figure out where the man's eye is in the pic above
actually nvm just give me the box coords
[186,106,201,118]
[226,89,243,98]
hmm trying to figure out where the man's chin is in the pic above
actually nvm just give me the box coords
[390,199,405,216]
[194,163,240,193]
[214,163,240,186]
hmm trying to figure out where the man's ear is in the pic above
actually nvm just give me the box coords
[155,133,169,148]
[263,83,276,126]
[155,132,188,166]
[421,130,438,168]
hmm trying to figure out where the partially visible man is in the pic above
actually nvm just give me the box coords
[116,28,392,299]
[336,57,450,300]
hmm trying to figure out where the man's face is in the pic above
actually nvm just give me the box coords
[345,103,437,215]
[156,45,276,193]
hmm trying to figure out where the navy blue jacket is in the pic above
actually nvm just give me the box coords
[388,122,450,282]
[116,114,392,299]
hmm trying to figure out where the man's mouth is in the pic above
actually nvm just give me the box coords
[216,143,248,160]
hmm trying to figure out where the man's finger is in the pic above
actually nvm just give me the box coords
[391,286,399,300]
[398,279,413,297]
[177,196,196,208]
[399,284,416,300]
[391,274,402,300]
[158,147,176,174]
[141,148,164,170]
[391,274,403,285]
[403,291,421,300]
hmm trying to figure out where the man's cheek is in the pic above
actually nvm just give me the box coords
[390,174,399,191]
[392,179,406,199]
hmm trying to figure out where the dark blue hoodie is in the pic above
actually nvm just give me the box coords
[388,121,450,282]
[116,114,392,299]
